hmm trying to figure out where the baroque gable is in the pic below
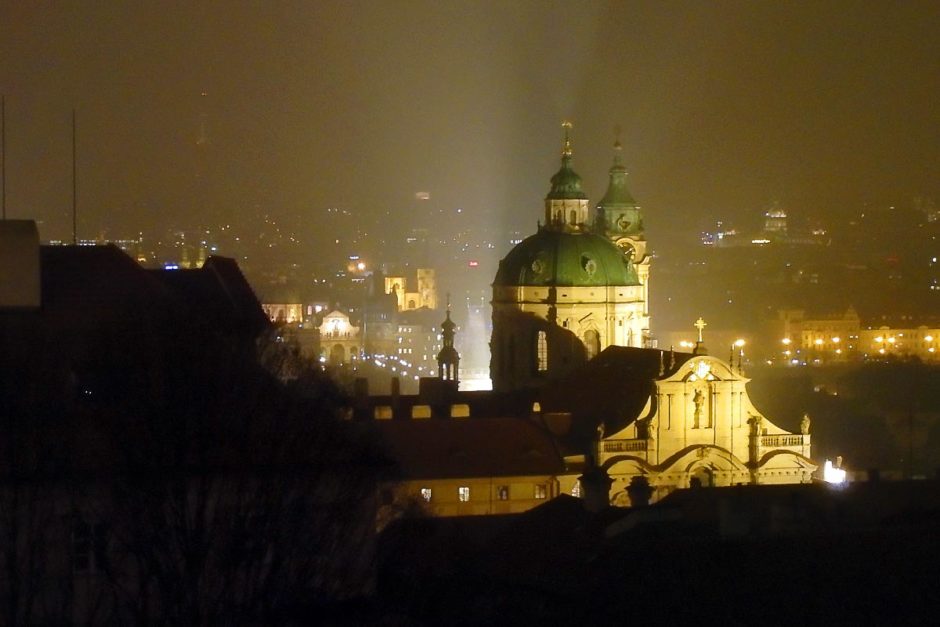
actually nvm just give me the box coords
[595,351,815,503]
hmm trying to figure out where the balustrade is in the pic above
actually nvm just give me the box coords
[602,439,647,453]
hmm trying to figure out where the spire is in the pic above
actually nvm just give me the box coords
[612,124,624,166]
[562,120,573,157]
[546,120,587,202]
[437,293,459,383]
[598,129,637,208]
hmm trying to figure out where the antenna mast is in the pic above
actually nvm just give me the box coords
[72,108,77,244]
[2,95,6,220]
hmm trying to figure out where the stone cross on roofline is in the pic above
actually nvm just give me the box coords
[694,317,707,342]
[693,317,708,356]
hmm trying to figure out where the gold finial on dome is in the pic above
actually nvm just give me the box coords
[561,120,573,157]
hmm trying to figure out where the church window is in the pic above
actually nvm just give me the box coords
[584,329,600,359]
[420,487,432,502]
[570,209,577,225]
[536,331,548,372]
[497,486,509,501]
[458,486,470,502]
[534,484,548,500]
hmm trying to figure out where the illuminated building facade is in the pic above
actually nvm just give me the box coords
[775,307,939,363]
[776,307,861,363]
[375,417,564,520]
[490,127,649,392]
[545,342,816,504]
[318,310,362,365]
[384,268,438,311]
[859,325,939,360]
[261,302,303,324]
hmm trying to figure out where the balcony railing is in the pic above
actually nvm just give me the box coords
[602,439,648,453]
[761,434,806,448]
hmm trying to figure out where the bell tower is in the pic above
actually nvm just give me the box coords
[595,134,651,332]
[437,296,459,384]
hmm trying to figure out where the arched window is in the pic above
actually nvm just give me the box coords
[536,331,548,372]
[570,209,577,225]
[584,329,600,359]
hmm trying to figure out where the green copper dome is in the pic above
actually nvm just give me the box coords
[494,229,639,287]
[546,154,588,201]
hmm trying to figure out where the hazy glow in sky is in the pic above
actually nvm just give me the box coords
[1,0,937,245]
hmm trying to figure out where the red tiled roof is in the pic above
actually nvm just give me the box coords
[374,417,565,480]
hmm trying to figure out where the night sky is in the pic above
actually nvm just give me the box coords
[1,0,937,249]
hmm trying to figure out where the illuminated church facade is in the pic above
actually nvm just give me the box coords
[373,126,815,518]
[490,126,650,392]
[486,125,814,501]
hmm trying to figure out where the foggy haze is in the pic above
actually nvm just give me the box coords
[1,0,937,256]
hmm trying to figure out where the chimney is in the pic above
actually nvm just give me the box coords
[578,466,613,514]
[627,476,653,507]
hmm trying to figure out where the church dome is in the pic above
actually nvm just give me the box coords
[493,229,639,287]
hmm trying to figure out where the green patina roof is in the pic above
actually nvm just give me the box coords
[546,154,588,201]
[598,149,637,208]
[494,229,639,287]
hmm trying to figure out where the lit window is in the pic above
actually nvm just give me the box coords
[458,486,470,502]
[534,484,548,500]
[420,487,432,502]
[497,485,509,501]
[536,331,548,372]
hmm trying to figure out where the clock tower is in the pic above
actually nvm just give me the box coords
[490,125,648,392]
[595,139,650,326]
